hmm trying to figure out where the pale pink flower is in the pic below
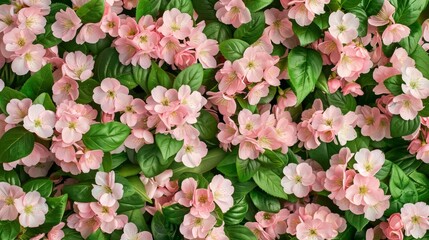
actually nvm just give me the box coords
[92,171,124,206]
[124,127,154,152]
[209,175,234,213]
[0,182,25,221]
[145,86,179,114]
[78,149,103,173]
[328,10,359,44]
[324,166,355,201]
[264,8,293,44]
[17,7,46,34]
[121,222,153,240]
[76,23,106,44]
[335,45,373,81]
[51,8,82,42]
[380,213,404,240]
[356,106,391,141]
[245,222,272,240]
[90,201,118,222]
[23,104,56,138]
[368,0,395,26]
[364,194,390,221]
[62,51,94,81]
[179,213,216,239]
[318,32,343,65]
[5,98,32,124]
[3,28,36,52]
[281,163,316,198]
[401,202,429,239]
[0,79,3,92]
[296,219,335,240]
[345,174,384,206]
[206,225,229,240]
[402,67,429,99]
[46,222,65,240]
[52,76,79,104]
[216,61,246,95]
[305,0,330,15]
[277,89,297,110]
[159,36,182,65]
[353,149,385,177]
[0,5,15,33]
[312,106,344,143]
[11,44,46,75]
[388,94,423,120]
[22,0,51,15]
[190,189,215,218]
[390,48,415,72]
[15,191,49,228]
[247,82,271,105]
[382,24,410,45]
[196,39,219,69]
[119,97,146,127]
[100,11,120,37]
[175,139,208,168]
[288,3,314,27]
[20,142,50,167]
[214,0,251,28]
[237,47,270,83]
[158,9,193,40]
[207,92,237,117]
[55,116,91,144]
[174,48,197,70]
[175,177,197,207]
[238,138,264,160]
[255,209,289,238]
[100,214,127,234]
[93,78,130,114]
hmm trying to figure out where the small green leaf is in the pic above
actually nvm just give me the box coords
[148,62,173,91]
[234,12,265,44]
[360,0,384,16]
[136,144,173,178]
[136,0,162,20]
[173,64,204,91]
[242,0,273,12]
[62,182,96,202]
[292,22,322,46]
[163,203,190,224]
[384,75,403,95]
[253,170,289,200]
[77,79,99,104]
[193,110,218,141]
[409,171,429,202]
[236,159,261,182]
[151,212,176,240]
[33,93,56,111]
[165,0,193,16]
[38,195,68,232]
[250,189,281,213]
[219,39,250,61]
[0,127,34,163]
[155,134,183,160]
[348,7,368,36]
[345,211,369,231]
[191,0,217,21]
[82,122,131,152]
[203,22,233,43]
[0,221,20,240]
[22,179,53,198]
[399,22,422,54]
[390,0,427,26]
[410,45,429,79]
[225,225,257,240]
[224,198,248,225]
[390,115,420,138]
[326,91,357,114]
[76,0,104,23]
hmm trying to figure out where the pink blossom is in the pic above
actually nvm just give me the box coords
[11,44,46,75]
[76,23,106,44]
[20,142,50,167]
[255,209,289,238]
[51,8,82,42]
[401,202,429,239]
[55,115,91,144]
[0,5,15,33]
[237,47,272,83]
[238,138,264,160]
[0,182,25,221]
[216,61,245,95]
[179,213,216,239]
[16,191,49,227]
[318,32,343,65]
[390,48,415,72]
[121,222,153,240]
[52,76,79,104]
[209,175,234,213]
[368,0,395,26]
[93,78,130,114]
[119,96,146,127]
[3,28,36,52]
[387,94,423,120]
[382,24,410,45]
[288,3,314,27]
[23,104,56,138]
[402,67,429,99]
[245,222,272,240]
[17,7,46,34]
[380,213,404,240]
[207,92,237,118]
[345,174,384,206]
[206,225,229,240]
[324,166,355,201]
[296,219,336,240]
[196,39,219,69]
[158,9,193,40]
[335,44,373,81]
[100,11,120,37]
[159,36,182,65]
[145,86,179,114]
[281,163,316,198]
[5,98,32,124]
[124,127,154,151]
[328,10,359,44]
[175,177,197,207]
[356,106,391,141]
[174,48,197,70]
[305,0,330,15]
[92,171,124,206]
[353,149,385,177]
[78,149,103,173]
[214,0,251,28]
[62,51,94,81]
[264,8,293,44]
[100,214,127,234]
[190,188,215,218]
[175,139,208,168]
[312,106,343,143]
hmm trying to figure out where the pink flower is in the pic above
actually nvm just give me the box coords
[209,175,234,213]
[62,51,94,81]
[206,225,229,240]
[345,174,384,206]
[17,7,46,34]
[264,8,293,44]
[5,98,32,124]
[92,171,124,206]
[364,194,390,221]
[78,149,104,173]
[175,139,208,168]
[15,191,49,228]
[324,166,355,201]
[401,202,429,239]
[214,0,251,28]
[216,61,246,95]
[388,94,423,120]
[47,222,65,240]
[356,106,391,141]
[368,0,395,26]
[121,222,153,240]
[236,47,270,83]
[281,163,316,198]
[145,86,179,114]
[55,115,91,144]
[93,78,130,114]
[23,104,56,138]
[247,82,271,105]
[90,201,118,222]
[100,11,120,37]
[238,138,264,160]
[380,213,404,240]
[382,24,410,45]
[0,5,15,33]
[158,9,193,40]
[353,149,385,177]
[3,28,36,52]
[52,76,79,104]
[312,106,343,143]
[255,209,289,238]
[288,3,314,27]
[328,11,359,44]
[390,48,415,72]
[179,212,216,239]
[11,44,46,75]
[174,48,197,70]
[0,182,25,221]
[51,8,82,42]
[207,92,237,118]
[190,189,215,218]
[175,177,197,207]
[335,45,373,81]
[296,219,335,240]
[119,96,147,127]
[196,39,219,69]
[305,0,330,15]
[76,23,106,44]
[402,67,429,99]
[245,222,272,240]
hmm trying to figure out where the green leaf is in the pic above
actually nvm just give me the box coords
[0,168,20,186]
[219,39,250,61]
[243,0,273,12]
[136,0,162,20]
[384,75,403,95]
[62,182,96,202]
[225,225,257,240]
[249,189,281,213]
[233,181,257,201]
[292,22,322,46]
[203,22,233,43]
[390,115,420,138]
[165,0,193,15]
[191,0,217,21]
[348,7,368,36]
[82,122,131,152]
[155,134,183,160]
[136,144,173,178]
[175,172,208,188]
[410,45,429,79]
[118,192,146,213]
[375,160,392,180]
[253,169,289,200]
[171,149,226,177]
[224,198,248,225]
[77,79,99,104]
[287,47,323,104]
[236,159,261,182]
[126,175,152,203]
[257,150,287,168]
[389,164,418,202]
[163,203,190,225]
[217,151,238,177]
[234,12,265,44]
[389,0,427,26]
[88,229,106,240]
[62,227,84,240]
[94,47,148,89]
[33,93,56,111]
[326,91,357,114]
[173,64,204,91]
[313,13,330,30]
[151,212,177,240]
[76,0,104,23]
[148,62,172,91]
[22,179,53,198]
[124,210,149,232]
[341,0,361,9]
[0,127,34,163]
[345,211,369,231]
[38,195,68,232]
[399,22,422,54]
[193,110,218,141]
[21,63,54,100]
[409,171,429,202]
[360,0,384,16]
[0,87,27,113]
[0,221,20,240]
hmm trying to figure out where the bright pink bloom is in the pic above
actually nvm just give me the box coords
[215,0,251,28]
[180,213,216,239]
[52,8,82,41]
[174,48,197,70]
[281,163,316,198]
[92,171,124,206]
[0,183,25,221]
[324,166,355,200]
[15,191,49,228]
[175,139,208,168]
[190,189,215,218]
[380,213,404,240]
[209,175,234,213]
[401,202,429,239]
[328,10,359,44]
[353,149,385,177]
[100,11,120,37]
[93,78,130,114]
[23,104,56,138]
[388,94,423,120]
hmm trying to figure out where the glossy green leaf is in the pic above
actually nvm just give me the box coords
[0,87,26,113]
[389,0,427,26]
[163,203,190,225]
[191,0,217,21]
[82,122,131,152]
[0,127,34,163]
[136,144,173,178]
[236,159,261,182]
[151,212,177,240]
[77,79,99,104]
[19,63,53,99]
[250,189,281,213]
[62,182,96,202]
[219,39,250,61]
[22,179,53,198]
[326,91,357,114]
[155,134,183,161]
[165,0,193,15]
[253,170,289,200]
[0,221,20,240]
[399,22,422,54]
[234,12,265,44]
[33,93,56,111]
[360,0,384,16]
[136,0,162,20]
[225,225,257,240]
[345,211,369,231]
[173,63,204,91]
[292,22,322,46]
[76,0,104,23]
[148,62,172,91]
[193,110,218,141]
[389,164,418,202]
[384,75,403,96]
[224,198,248,225]
[390,115,420,138]
[243,0,273,12]
[203,22,233,43]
